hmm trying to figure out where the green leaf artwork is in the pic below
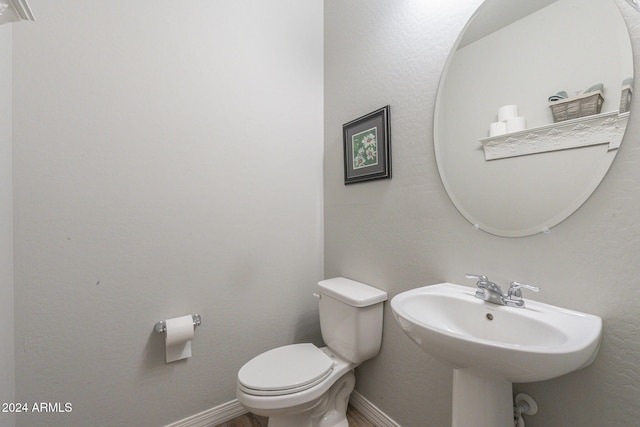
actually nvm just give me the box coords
[352,127,379,169]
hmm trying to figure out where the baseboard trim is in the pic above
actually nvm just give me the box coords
[165,390,400,427]
[349,390,401,427]
[164,399,247,427]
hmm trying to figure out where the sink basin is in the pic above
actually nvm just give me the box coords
[391,283,602,383]
[391,283,602,427]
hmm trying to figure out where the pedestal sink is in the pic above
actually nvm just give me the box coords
[390,283,602,427]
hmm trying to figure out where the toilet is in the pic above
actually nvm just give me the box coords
[236,277,388,427]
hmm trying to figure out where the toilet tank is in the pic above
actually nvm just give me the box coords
[317,277,388,364]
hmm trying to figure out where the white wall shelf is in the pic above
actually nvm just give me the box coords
[478,110,629,160]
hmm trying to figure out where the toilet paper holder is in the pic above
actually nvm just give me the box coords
[154,314,201,334]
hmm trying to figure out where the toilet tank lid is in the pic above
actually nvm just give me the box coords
[318,277,388,307]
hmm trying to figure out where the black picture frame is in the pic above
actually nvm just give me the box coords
[342,106,391,185]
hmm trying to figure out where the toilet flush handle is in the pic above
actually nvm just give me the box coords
[312,292,321,299]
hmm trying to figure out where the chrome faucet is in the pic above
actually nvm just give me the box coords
[466,274,539,308]
[466,274,504,305]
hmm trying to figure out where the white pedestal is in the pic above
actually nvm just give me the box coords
[451,369,513,427]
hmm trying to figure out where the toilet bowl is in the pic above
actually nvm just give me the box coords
[236,277,387,427]
[237,344,356,427]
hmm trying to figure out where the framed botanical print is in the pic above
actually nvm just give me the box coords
[343,106,391,185]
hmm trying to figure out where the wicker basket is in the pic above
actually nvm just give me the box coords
[549,90,604,122]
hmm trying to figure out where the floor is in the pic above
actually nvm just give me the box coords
[214,405,374,427]
[214,412,268,427]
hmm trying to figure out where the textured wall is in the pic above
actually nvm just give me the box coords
[0,24,15,427]
[12,1,323,426]
[324,0,640,426]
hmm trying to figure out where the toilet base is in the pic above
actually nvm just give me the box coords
[264,371,355,427]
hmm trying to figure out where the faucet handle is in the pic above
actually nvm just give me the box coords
[465,274,488,284]
[507,281,540,298]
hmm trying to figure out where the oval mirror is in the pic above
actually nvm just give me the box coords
[434,0,633,237]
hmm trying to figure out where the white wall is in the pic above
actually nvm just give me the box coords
[12,1,323,426]
[325,0,640,426]
[0,24,15,427]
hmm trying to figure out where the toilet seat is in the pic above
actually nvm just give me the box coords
[237,343,334,396]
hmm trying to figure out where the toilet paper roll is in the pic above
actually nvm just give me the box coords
[489,121,507,137]
[498,105,519,122]
[165,315,195,363]
[506,116,526,133]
